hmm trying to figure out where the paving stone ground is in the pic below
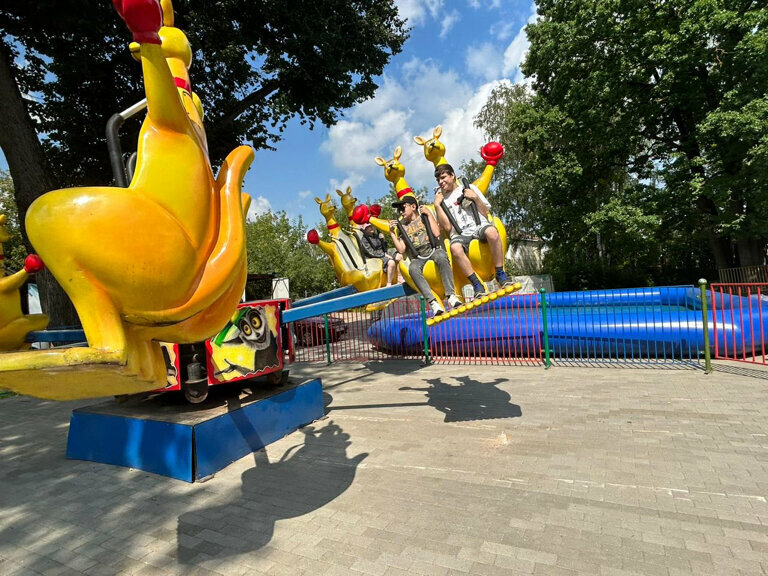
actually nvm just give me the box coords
[1,360,768,575]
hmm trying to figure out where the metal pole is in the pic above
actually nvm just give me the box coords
[419,296,431,365]
[324,314,332,365]
[698,279,712,374]
[540,288,551,368]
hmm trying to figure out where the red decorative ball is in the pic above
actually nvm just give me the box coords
[23,254,45,273]
[484,141,503,156]
[306,229,320,245]
[370,204,382,217]
[480,141,504,166]
[352,205,370,225]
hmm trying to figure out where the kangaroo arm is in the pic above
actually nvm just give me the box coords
[0,270,29,294]
[139,43,190,133]
[124,145,254,325]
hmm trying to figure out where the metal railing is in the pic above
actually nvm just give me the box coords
[710,282,768,366]
[288,285,715,368]
[718,265,768,284]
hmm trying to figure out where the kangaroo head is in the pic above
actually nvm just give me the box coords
[336,186,356,215]
[128,0,203,125]
[314,194,337,220]
[413,125,446,167]
[374,146,405,184]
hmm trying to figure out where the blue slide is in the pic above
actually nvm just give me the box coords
[367,286,768,359]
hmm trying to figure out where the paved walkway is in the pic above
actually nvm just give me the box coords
[1,361,768,575]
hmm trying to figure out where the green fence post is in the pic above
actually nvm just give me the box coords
[419,296,431,365]
[540,288,551,368]
[323,314,332,365]
[698,278,712,374]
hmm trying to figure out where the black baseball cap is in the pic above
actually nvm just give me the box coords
[391,196,418,209]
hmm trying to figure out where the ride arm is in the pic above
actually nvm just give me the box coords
[113,0,190,133]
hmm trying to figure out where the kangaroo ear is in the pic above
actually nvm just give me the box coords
[325,193,332,202]
[346,186,352,194]
[434,125,442,139]
[394,146,402,160]
[374,157,386,166]
[314,197,323,204]
[335,189,343,197]
[414,136,425,146]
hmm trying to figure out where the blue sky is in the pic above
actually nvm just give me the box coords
[2,0,536,228]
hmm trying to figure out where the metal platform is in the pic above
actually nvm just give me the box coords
[66,377,324,482]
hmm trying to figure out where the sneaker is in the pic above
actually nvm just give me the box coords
[473,286,487,298]
[429,300,444,316]
[498,277,516,288]
[446,295,463,310]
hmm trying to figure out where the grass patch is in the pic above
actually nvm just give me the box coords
[0,389,17,399]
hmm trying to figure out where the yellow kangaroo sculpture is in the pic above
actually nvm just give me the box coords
[367,148,453,302]
[0,0,252,400]
[336,186,358,230]
[308,194,382,293]
[413,125,508,292]
[0,215,49,350]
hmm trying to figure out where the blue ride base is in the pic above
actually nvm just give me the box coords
[66,377,323,482]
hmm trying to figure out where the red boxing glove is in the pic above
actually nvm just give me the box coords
[24,254,44,274]
[112,0,163,45]
[480,142,504,166]
[306,229,320,245]
[370,204,382,218]
[351,205,370,225]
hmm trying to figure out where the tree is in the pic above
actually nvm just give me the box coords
[0,0,408,324]
[476,82,710,289]
[520,0,768,270]
[0,172,26,274]
[245,211,337,299]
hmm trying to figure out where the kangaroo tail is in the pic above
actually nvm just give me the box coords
[125,145,254,325]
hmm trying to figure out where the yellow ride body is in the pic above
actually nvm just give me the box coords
[0,2,252,400]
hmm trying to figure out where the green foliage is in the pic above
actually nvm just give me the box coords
[245,211,337,299]
[475,0,766,288]
[0,0,409,186]
[0,172,28,274]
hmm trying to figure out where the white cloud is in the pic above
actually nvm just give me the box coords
[320,3,538,205]
[502,5,537,81]
[394,0,444,26]
[439,10,460,38]
[322,57,478,186]
[465,42,504,82]
[491,20,516,41]
[298,189,312,199]
[246,195,272,222]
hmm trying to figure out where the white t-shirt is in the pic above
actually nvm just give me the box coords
[443,182,492,235]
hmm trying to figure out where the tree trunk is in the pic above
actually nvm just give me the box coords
[0,42,80,328]
[737,238,767,268]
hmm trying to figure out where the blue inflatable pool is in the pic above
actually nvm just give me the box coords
[367,286,768,359]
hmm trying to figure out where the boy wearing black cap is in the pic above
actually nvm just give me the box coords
[389,196,462,315]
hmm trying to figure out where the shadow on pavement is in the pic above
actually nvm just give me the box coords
[176,390,366,563]
[401,375,522,422]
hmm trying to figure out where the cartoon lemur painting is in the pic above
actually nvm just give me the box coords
[209,305,280,381]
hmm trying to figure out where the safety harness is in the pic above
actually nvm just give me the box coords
[396,212,440,260]
[439,177,482,235]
